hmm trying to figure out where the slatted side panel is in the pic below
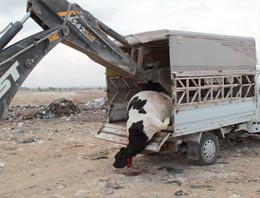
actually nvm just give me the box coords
[106,75,140,122]
[172,75,255,107]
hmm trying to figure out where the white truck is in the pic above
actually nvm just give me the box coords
[96,30,259,165]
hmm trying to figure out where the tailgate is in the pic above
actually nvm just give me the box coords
[95,122,171,152]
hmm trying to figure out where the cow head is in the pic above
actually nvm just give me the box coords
[113,147,129,169]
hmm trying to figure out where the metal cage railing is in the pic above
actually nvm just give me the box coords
[173,75,255,106]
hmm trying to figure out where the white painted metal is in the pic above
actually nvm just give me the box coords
[173,99,256,136]
[169,34,256,76]
[246,121,260,133]
[117,29,257,76]
[246,72,260,133]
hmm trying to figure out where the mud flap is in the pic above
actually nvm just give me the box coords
[95,122,171,153]
[187,141,200,160]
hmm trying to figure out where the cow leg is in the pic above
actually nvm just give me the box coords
[147,115,170,131]
[126,121,148,157]
[113,121,148,169]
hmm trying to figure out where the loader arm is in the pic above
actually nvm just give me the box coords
[0,0,146,119]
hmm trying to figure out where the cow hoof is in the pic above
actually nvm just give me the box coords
[163,117,170,128]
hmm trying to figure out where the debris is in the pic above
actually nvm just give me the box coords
[75,190,89,197]
[229,194,241,198]
[48,98,81,116]
[22,98,81,120]
[191,185,213,190]
[18,122,24,127]
[234,153,242,157]
[174,190,188,196]
[120,170,142,177]
[85,97,107,110]
[22,106,47,119]
[226,131,244,143]
[0,161,5,172]
[99,177,110,182]
[20,138,38,144]
[90,153,108,160]
[242,159,250,164]
[56,185,66,189]
[5,98,107,121]
[51,194,65,198]
[106,181,124,190]
[101,180,123,195]
[15,131,24,137]
[166,167,183,174]
[29,185,37,189]
[91,155,108,160]
[257,187,260,193]
[158,166,184,174]
[217,161,229,164]
[5,105,32,120]
[103,188,114,195]
[165,179,182,186]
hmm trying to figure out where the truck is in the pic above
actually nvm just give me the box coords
[96,30,259,165]
[0,0,258,165]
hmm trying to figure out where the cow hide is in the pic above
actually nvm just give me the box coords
[113,91,171,169]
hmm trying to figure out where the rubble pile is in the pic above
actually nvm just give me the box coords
[22,106,51,120]
[4,97,107,120]
[47,98,81,116]
[22,98,81,120]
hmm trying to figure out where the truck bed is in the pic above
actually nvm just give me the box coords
[95,122,171,153]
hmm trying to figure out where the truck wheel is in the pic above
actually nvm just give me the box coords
[198,133,219,165]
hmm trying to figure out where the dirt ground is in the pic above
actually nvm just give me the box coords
[10,90,105,106]
[0,90,260,198]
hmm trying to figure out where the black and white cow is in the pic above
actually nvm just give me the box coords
[113,91,171,169]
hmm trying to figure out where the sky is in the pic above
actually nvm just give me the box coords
[0,0,259,88]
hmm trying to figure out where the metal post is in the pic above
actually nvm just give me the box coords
[0,12,31,50]
[20,12,31,24]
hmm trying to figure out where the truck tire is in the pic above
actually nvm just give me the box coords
[198,132,219,165]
